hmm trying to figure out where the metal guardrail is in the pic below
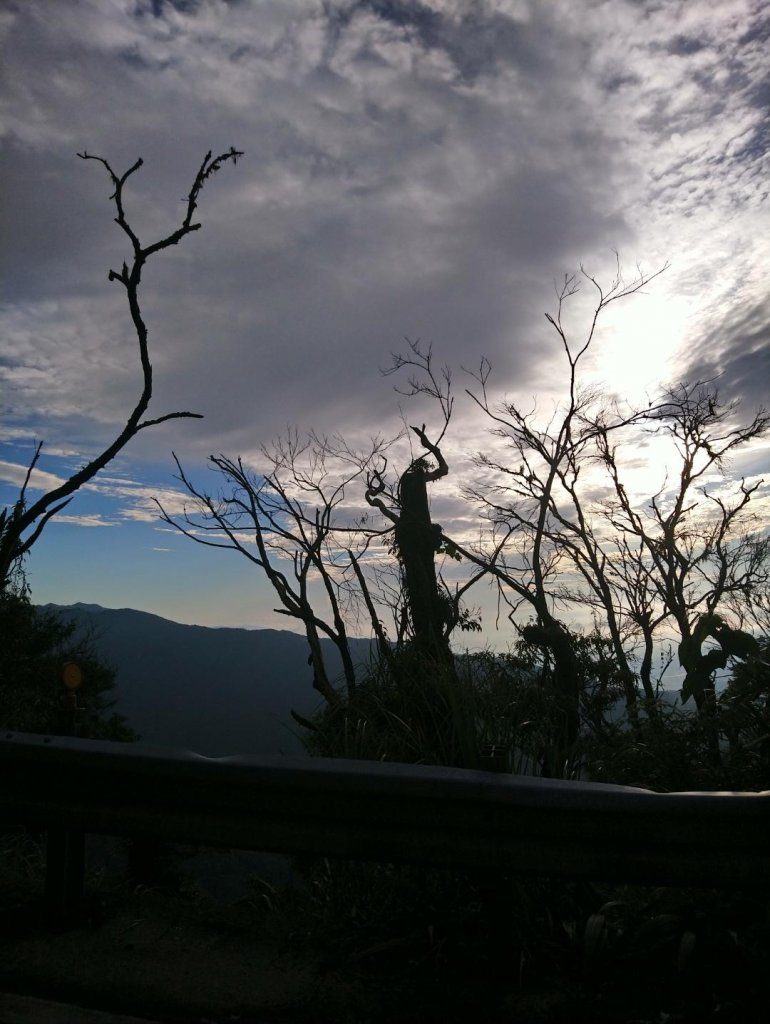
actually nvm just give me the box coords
[2,731,769,917]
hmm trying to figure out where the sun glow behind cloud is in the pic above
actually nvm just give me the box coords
[589,289,696,403]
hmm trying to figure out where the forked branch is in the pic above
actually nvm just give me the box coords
[0,148,242,588]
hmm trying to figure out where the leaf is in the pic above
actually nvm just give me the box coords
[584,913,607,961]
[677,929,696,972]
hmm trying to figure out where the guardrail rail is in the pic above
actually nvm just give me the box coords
[2,731,768,917]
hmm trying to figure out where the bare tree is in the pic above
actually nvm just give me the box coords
[448,261,669,767]
[595,381,769,714]
[158,431,396,706]
[0,147,242,589]
[454,260,767,763]
[162,340,486,707]
[365,340,486,663]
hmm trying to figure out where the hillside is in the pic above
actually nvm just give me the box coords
[43,604,374,756]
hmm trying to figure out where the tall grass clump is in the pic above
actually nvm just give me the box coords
[303,644,566,773]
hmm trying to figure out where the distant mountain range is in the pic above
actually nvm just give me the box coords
[34,603,692,761]
[43,603,374,757]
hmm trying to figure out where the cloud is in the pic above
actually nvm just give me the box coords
[0,428,83,461]
[1,0,768,628]
[0,458,66,493]
[52,513,116,528]
[0,0,643,454]
[0,446,197,526]
[0,299,137,427]
[83,478,195,522]
[676,295,770,413]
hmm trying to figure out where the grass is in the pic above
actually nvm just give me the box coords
[284,855,770,1023]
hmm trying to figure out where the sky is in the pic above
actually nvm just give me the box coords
[1,0,769,644]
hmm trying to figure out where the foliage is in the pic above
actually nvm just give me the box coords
[304,629,650,778]
[543,883,770,1023]
[580,641,770,792]
[304,618,770,792]
[292,856,600,995]
[297,637,770,1020]
[303,643,580,773]
[305,646,479,767]
[717,637,770,789]
[583,702,720,792]
[0,588,136,741]
[290,853,770,1022]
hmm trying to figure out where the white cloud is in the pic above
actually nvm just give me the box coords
[53,512,116,528]
[0,458,66,493]
[82,478,193,521]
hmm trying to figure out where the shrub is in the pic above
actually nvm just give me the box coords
[0,589,136,741]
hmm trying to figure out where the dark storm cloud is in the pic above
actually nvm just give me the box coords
[679,296,770,415]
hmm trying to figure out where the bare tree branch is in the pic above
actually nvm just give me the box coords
[1,147,242,587]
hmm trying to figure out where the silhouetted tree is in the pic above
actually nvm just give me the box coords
[0,147,242,589]
[594,381,769,720]
[162,342,484,706]
[367,340,485,657]
[366,431,451,662]
[442,261,669,768]
[159,430,395,705]
[0,580,136,741]
[162,252,766,773]
[458,261,768,756]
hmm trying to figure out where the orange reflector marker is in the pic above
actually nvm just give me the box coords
[62,663,82,691]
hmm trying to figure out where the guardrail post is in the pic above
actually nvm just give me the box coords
[45,827,85,922]
[478,744,514,959]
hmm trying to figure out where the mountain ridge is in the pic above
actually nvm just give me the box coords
[48,601,305,637]
[41,603,374,757]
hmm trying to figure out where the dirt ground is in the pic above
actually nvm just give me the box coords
[2,889,320,1022]
[0,835,378,1024]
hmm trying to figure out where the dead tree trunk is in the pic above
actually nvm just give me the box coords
[394,461,452,665]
